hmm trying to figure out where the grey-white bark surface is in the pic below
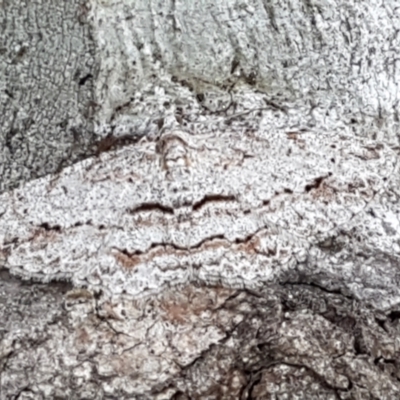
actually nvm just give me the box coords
[0,0,97,194]
[2,0,400,399]
[89,0,400,142]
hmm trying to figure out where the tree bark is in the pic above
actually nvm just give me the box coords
[2,1,400,399]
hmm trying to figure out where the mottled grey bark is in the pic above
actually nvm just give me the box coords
[2,1,400,399]
[88,0,400,143]
[2,278,400,399]
[0,0,97,194]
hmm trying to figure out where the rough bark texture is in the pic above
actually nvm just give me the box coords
[2,1,400,399]
[0,0,97,194]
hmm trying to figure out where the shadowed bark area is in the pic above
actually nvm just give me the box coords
[2,1,400,399]
[2,280,400,398]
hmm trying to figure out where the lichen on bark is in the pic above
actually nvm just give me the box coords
[2,0,400,399]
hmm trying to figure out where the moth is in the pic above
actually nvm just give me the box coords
[1,129,399,308]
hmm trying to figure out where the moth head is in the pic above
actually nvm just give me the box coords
[156,131,190,171]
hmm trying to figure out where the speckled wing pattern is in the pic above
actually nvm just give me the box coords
[1,129,399,307]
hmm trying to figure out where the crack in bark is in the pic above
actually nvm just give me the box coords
[281,281,354,300]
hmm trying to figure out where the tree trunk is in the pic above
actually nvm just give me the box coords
[2,1,400,399]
